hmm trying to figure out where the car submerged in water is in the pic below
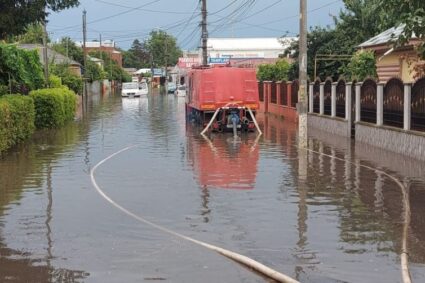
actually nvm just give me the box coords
[167,82,177,94]
[121,82,144,97]
[138,81,149,95]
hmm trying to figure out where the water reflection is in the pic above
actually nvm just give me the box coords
[187,133,259,190]
[0,91,112,282]
[258,114,425,282]
[1,90,425,282]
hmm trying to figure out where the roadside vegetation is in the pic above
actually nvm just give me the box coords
[256,0,425,82]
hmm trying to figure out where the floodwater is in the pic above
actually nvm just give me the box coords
[1,90,425,283]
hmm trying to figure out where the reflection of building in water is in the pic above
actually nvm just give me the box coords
[261,112,425,279]
[307,124,425,266]
[186,133,259,190]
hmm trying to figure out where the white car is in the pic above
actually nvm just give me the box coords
[121,82,142,97]
[138,82,149,95]
[175,85,186,97]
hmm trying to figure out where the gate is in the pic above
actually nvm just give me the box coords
[360,79,377,124]
[280,81,287,106]
[323,79,332,115]
[313,80,320,113]
[412,78,425,131]
[383,78,404,128]
[336,79,346,118]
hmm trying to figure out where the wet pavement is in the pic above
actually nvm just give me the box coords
[1,90,425,283]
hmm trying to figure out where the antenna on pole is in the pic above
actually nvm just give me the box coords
[201,0,208,66]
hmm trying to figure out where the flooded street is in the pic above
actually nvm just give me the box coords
[1,90,425,283]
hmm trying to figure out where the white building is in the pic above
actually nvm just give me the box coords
[205,37,296,61]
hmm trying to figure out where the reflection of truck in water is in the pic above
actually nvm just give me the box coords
[185,66,260,133]
[186,134,259,190]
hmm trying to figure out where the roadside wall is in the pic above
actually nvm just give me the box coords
[356,122,425,161]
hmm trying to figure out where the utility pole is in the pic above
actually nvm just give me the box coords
[82,10,87,104]
[83,10,87,76]
[164,36,168,79]
[298,0,308,148]
[201,0,208,66]
[82,9,87,109]
[42,16,49,87]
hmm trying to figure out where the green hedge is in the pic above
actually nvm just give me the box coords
[30,88,77,128]
[0,95,35,153]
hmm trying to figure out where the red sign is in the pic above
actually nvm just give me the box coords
[178,57,201,68]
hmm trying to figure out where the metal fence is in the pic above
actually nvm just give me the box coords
[271,81,277,104]
[336,79,346,118]
[383,78,404,128]
[280,81,287,106]
[324,80,332,115]
[313,80,320,113]
[360,79,377,124]
[258,81,264,102]
[291,80,299,108]
[412,78,425,131]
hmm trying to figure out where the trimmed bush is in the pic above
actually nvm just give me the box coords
[0,95,35,153]
[49,75,62,88]
[0,100,12,152]
[30,88,77,128]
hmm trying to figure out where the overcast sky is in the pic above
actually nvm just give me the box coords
[47,0,345,50]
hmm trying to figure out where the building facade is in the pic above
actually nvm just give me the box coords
[76,40,123,67]
[203,37,295,65]
[359,26,424,82]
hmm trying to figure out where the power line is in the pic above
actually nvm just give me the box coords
[50,0,161,32]
[93,0,193,15]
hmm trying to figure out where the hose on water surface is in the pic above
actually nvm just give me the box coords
[90,145,300,283]
[90,141,412,283]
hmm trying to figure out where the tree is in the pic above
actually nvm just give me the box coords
[52,37,84,65]
[0,43,44,94]
[343,50,377,81]
[145,30,182,67]
[284,0,398,81]
[0,0,80,39]
[123,39,150,69]
[380,0,425,58]
[88,50,130,82]
[257,60,291,81]
[9,23,46,44]
[49,63,83,94]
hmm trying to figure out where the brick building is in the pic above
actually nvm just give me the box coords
[76,40,123,67]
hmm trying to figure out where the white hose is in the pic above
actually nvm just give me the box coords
[90,145,300,283]
[246,107,262,135]
[200,108,221,135]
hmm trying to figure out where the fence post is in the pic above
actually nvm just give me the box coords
[404,83,412,131]
[377,83,384,126]
[355,83,361,122]
[320,82,324,115]
[309,83,313,113]
[331,82,337,117]
[346,82,352,123]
